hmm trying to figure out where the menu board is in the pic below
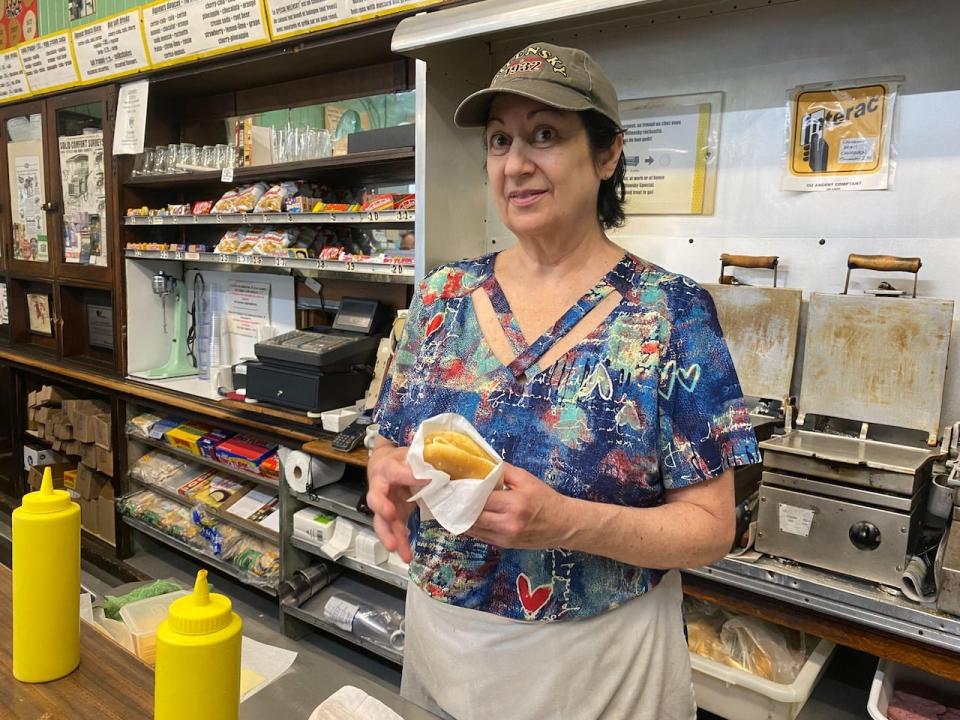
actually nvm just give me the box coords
[266,0,340,40]
[73,11,151,84]
[343,0,422,21]
[19,32,80,93]
[143,0,270,68]
[0,49,30,102]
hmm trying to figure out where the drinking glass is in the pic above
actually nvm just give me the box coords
[153,145,170,175]
[201,145,216,169]
[167,143,180,173]
[177,143,197,171]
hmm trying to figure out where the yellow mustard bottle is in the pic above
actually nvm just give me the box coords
[12,467,81,682]
[155,569,243,720]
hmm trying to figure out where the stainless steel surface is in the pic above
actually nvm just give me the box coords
[756,484,917,588]
[798,293,953,441]
[937,525,960,617]
[762,471,916,512]
[705,284,801,401]
[685,556,960,652]
[761,430,940,495]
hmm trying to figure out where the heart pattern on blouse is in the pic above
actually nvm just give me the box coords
[516,573,552,618]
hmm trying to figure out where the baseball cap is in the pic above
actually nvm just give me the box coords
[454,42,621,129]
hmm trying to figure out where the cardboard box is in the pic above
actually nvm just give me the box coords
[164,423,211,456]
[52,438,65,452]
[96,446,114,477]
[27,390,37,407]
[27,463,74,491]
[76,463,105,500]
[81,442,98,467]
[97,483,116,545]
[72,413,96,443]
[35,385,73,407]
[214,435,277,475]
[36,406,53,424]
[63,398,107,422]
[54,422,74,440]
[198,429,234,459]
[26,406,38,430]
[149,417,182,441]
[23,444,65,471]
[65,440,83,457]
[80,497,98,535]
[94,414,112,450]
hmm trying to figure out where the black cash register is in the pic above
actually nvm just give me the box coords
[245,298,390,413]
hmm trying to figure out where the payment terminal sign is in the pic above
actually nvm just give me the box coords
[783,79,899,192]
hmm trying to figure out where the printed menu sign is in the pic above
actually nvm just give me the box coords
[73,11,150,83]
[143,0,269,68]
[266,0,340,40]
[19,33,80,93]
[343,0,417,19]
[0,49,29,101]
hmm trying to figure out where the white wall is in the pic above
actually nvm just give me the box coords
[480,0,960,430]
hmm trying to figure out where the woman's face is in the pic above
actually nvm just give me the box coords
[485,94,619,241]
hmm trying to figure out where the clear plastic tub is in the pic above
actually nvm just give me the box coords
[868,658,960,720]
[690,637,836,720]
[119,590,190,665]
[91,607,136,654]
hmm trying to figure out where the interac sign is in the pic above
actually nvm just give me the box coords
[784,78,899,192]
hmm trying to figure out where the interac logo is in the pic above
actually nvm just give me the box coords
[497,45,568,78]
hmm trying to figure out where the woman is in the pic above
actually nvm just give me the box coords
[368,42,760,719]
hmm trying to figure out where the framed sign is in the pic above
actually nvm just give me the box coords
[26,291,52,335]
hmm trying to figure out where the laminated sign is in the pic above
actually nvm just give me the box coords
[783,78,900,191]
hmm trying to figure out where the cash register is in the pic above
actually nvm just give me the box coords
[245,297,390,413]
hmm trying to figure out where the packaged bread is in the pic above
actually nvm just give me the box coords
[423,431,497,480]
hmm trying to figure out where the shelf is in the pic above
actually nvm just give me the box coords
[124,250,415,283]
[291,482,372,527]
[124,149,415,188]
[126,374,222,402]
[685,556,960,653]
[301,438,370,468]
[122,516,278,596]
[124,211,415,226]
[281,574,403,665]
[129,477,280,545]
[291,535,408,589]
[129,434,280,490]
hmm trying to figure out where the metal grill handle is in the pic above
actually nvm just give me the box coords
[719,254,780,286]
[843,254,922,297]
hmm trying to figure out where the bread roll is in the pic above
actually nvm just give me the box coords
[423,431,496,480]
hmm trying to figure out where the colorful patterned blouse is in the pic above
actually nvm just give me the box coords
[374,251,760,621]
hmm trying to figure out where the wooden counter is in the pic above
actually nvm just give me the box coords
[0,564,154,719]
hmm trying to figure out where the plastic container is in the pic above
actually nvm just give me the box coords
[91,607,136,654]
[11,467,81,682]
[867,658,960,719]
[690,637,835,720]
[321,405,362,433]
[154,569,243,720]
[119,590,190,664]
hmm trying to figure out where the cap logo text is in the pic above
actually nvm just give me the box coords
[497,46,568,78]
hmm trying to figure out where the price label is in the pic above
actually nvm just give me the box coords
[274,256,287,267]
[344,261,356,271]
[134,249,143,257]
[185,252,201,260]
[316,259,326,270]
[151,216,164,225]
[221,167,235,183]
[365,211,380,222]
[159,250,170,259]
[391,263,402,274]
[251,254,263,265]
[174,251,185,260]
[397,210,412,221]
[218,253,231,263]
[237,254,251,264]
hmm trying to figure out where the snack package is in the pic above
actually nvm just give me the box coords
[254,181,299,213]
[126,412,162,439]
[236,228,260,254]
[214,230,242,254]
[253,229,294,256]
[719,616,808,683]
[130,450,190,485]
[212,182,268,213]
[192,200,214,215]
[406,413,504,535]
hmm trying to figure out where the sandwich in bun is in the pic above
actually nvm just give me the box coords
[423,431,496,480]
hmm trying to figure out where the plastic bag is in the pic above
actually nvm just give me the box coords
[213,182,268,213]
[126,412,161,439]
[719,616,807,683]
[254,181,299,213]
[130,451,190,485]
[683,598,729,664]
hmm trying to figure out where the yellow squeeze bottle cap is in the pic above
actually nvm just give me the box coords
[21,468,72,514]
[167,570,233,635]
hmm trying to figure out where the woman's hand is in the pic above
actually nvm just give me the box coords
[468,463,574,549]
[366,440,428,563]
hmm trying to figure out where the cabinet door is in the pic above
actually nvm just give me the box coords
[1,100,53,276]
[47,87,116,284]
